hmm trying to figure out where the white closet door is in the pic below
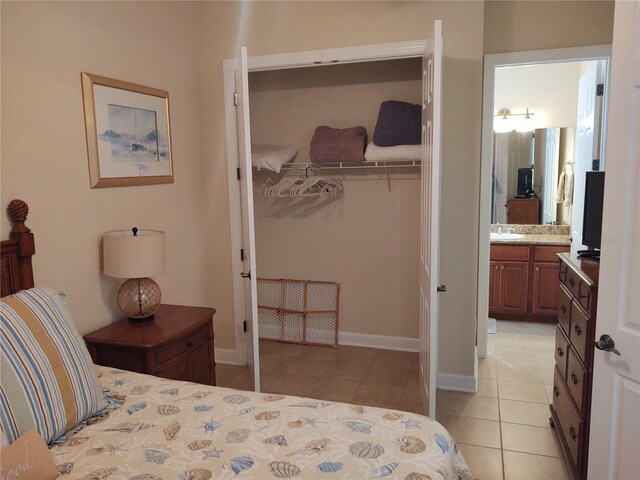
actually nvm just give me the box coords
[235,46,260,391]
[419,19,443,418]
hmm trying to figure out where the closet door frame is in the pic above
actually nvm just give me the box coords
[224,38,433,388]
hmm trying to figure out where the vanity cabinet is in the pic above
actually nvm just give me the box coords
[489,244,569,322]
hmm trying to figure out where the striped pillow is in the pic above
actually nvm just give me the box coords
[0,288,106,444]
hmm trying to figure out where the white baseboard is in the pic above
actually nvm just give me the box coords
[215,348,241,365]
[437,372,477,393]
[338,331,419,352]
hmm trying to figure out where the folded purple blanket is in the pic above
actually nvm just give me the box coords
[373,100,421,146]
[309,125,367,164]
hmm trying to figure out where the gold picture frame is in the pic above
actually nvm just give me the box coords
[81,72,174,188]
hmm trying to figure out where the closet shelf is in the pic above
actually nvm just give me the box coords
[259,160,421,173]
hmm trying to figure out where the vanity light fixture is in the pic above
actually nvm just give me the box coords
[494,108,535,133]
[494,107,535,120]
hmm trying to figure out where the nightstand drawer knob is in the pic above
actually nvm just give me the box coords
[186,340,193,348]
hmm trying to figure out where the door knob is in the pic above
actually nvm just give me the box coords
[595,334,621,356]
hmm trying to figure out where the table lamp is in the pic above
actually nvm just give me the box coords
[103,227,165,321]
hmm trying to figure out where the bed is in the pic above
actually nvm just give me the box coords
[0,199,471,480]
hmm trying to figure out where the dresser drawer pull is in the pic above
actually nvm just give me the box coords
[569,426,577,441]
[186,340,193,348]
[553,386,559,398]
[557,347,564,357]
[560,305,567,314]
[571,373,579,385]
[574,325,582,336]
[569,278,576,287]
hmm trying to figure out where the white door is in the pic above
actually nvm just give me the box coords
[419,19,443,418]
[542,128,560,225]
[235,46,260,391]
[588,1,640,477]
[571,63,598,253]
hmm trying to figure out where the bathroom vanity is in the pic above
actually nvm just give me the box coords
[489,225,570,322]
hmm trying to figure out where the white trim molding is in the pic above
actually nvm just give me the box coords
[215,348,241,365]
[338,331,419,352]
[436,372,477,393]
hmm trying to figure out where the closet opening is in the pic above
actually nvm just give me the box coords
[477,45,611,400]
[248,57,424,410]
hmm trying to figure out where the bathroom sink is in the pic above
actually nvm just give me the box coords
[490,232,525,241]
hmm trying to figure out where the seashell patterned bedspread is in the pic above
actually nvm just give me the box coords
[51,368,471,479]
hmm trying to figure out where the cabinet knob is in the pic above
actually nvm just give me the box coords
[557,347,564,357]
[570,426,577,440]
[560,305,567,314]
[569,278,576,287]
[574,325,582,336]
[553,386,559,397]
[571,373,579,385]
[186,340,193,348]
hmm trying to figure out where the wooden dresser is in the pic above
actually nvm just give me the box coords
[506,197,540,224]
[550,253,599,480]
[84,304,216,386]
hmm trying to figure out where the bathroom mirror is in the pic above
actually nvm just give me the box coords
[491,127,575,225]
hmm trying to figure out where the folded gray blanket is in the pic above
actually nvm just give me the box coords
[373,100,421,146]
[309,125,367,164]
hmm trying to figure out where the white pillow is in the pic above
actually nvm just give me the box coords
[252,144,299,173]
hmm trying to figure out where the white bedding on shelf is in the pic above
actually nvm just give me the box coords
[252,144,299,172]
[364,142,421,162]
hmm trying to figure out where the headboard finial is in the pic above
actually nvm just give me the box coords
[7,199,30,235]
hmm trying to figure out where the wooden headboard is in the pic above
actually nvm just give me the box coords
[1,199,36,297]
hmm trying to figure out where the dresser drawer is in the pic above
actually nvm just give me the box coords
[553,366,583,467]
[153,325,207,365]
[555,325,569,378]
[558,285,571,336]
[570,301,590,364]
[567,347,588,415]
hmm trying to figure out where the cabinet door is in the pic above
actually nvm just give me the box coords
[532,262,561,316]
[500,261,529,314]
[488,261,500,314]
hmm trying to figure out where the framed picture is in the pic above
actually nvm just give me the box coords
[81,72,174,188]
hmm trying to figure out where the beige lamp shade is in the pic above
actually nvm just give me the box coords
[103,229,165,279]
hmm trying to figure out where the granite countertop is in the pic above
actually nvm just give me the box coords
[490,224,572,246]
[490,234,571,246]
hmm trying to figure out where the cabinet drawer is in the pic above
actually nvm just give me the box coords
[153,325,207,365]
[490,245,530,261]
[553,366,583,467]
[567,347,588,415]
[570,301,590,364]
[555,325,569,378]
[534,246,568,262]
[558,285,571,336]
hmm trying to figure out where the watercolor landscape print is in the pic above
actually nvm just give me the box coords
[82,73,173,188]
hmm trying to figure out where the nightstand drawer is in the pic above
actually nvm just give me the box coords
[154,324,207,364]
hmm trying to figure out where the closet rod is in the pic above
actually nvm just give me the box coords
[273,160,421,172]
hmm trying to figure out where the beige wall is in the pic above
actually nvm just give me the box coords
[0,2,238,351]
[484,1,615,54]
[2,1,485,378]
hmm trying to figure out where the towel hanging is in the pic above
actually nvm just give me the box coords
[563,172,574,207]
[556,172,566,204]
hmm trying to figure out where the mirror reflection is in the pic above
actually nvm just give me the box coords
[491,127,575,225]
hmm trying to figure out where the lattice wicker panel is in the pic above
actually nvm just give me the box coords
[257,278,340,347]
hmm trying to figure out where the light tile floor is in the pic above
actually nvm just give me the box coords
[215,321,570,479]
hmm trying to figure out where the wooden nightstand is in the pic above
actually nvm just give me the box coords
[84,304,216,386]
